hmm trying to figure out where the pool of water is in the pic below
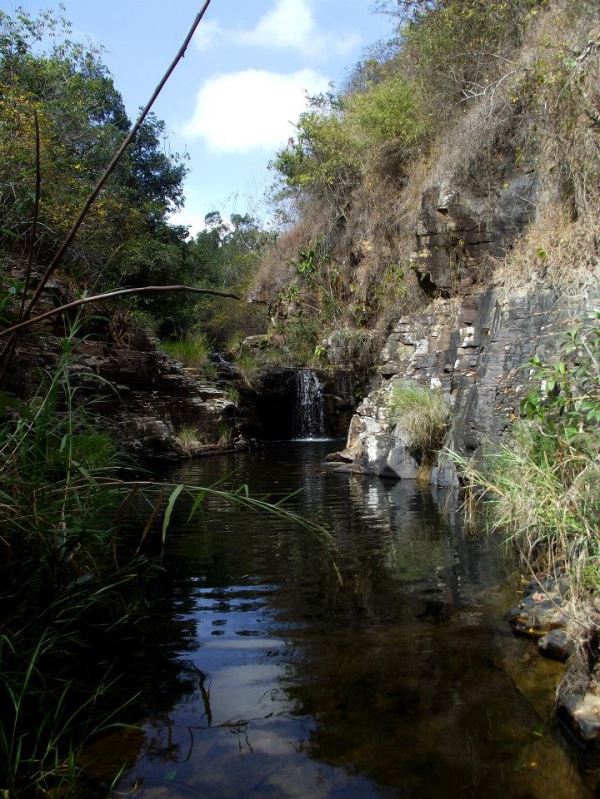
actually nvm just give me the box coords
[105,442,596,798]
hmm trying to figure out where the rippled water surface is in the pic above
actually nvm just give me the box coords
[107,443,597,798]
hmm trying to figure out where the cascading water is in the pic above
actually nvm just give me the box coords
[292,369,328,440]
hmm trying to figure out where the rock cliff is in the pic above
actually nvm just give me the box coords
[329,182,599,482]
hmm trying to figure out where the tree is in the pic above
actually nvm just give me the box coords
[0,7,188,297]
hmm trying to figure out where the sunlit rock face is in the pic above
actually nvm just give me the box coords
[414,176,539,298]
[330,182,599,483]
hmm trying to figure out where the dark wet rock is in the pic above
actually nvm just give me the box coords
[538,630,574,662]
[6,326,248,460]
[523,574,570,600]
[324,450,353,463]
[508,591,567,638]
[555,605,600,746]
[558,693,600,744]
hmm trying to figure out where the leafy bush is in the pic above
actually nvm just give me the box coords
[402,0,542,114]
[273,96,358,194]
[273,76,425,198]
[346,75,425,148]
[0,8,188,324]
[387,382,449,453]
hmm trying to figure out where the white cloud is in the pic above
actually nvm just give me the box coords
[194,19,221,52]
[195,0,360,58]
[182,68,330,153]
[235,0,316,53]
[169,208,207,238]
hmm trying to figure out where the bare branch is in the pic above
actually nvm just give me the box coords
[0,285,240,338]
[19,109,41,322]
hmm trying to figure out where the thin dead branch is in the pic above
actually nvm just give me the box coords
[0,285,240,338]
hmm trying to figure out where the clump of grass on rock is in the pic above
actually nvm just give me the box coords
[161,332,211,368]
[387,382,449,454]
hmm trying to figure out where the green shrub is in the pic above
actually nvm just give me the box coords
[273,100,358,193]
[273,77,425,196]
[346,75,426,148]
[387,382,449,453]
[403,0,542,113]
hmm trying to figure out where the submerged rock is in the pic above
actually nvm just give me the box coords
[538,630,574,662]
[508,577,569,638]
[559,693,600,744]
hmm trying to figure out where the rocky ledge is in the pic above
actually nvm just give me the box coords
[6,323,249,460]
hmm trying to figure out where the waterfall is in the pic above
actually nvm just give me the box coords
[292,369,327,440]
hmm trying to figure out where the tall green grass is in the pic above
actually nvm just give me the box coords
[161,332,211,367]
[387,382,449,454]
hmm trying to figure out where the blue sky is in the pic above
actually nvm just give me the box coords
[6,0,394,234]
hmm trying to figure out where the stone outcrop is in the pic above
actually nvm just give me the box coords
[341,281,598,483]
[328,180,599,482]
[6,324,247,460]
[414,174,538,296]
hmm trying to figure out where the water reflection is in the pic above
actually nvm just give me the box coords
[107,443,596,798]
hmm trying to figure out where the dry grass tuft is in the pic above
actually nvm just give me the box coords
[387,382,449,454]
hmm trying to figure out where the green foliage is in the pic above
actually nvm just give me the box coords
[0,7,188,323]
[274,102,358,192]
[297,246,318,275]
[272,78,425,196]
[0,330,133,797]
[454,316,600,596]
[0,281,22,324]
[521,317,600,455]
[187,212,273,347]
[387,382,449,453]
[403,0,543,112]
[345,75,426,147]
[226,387,240,406]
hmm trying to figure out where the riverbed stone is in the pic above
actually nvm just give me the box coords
[559,693,600,743]
[538,630,574,662]
[508,594,568,638]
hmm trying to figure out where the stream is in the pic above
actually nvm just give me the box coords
[104,442,596,798]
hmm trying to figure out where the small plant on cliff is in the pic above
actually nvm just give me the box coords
[175,425,206,455]
[454,316,600,595]
[387,382,449,454]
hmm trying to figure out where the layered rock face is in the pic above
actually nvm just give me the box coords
[7,324,246,459]
[332,179,599,482]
